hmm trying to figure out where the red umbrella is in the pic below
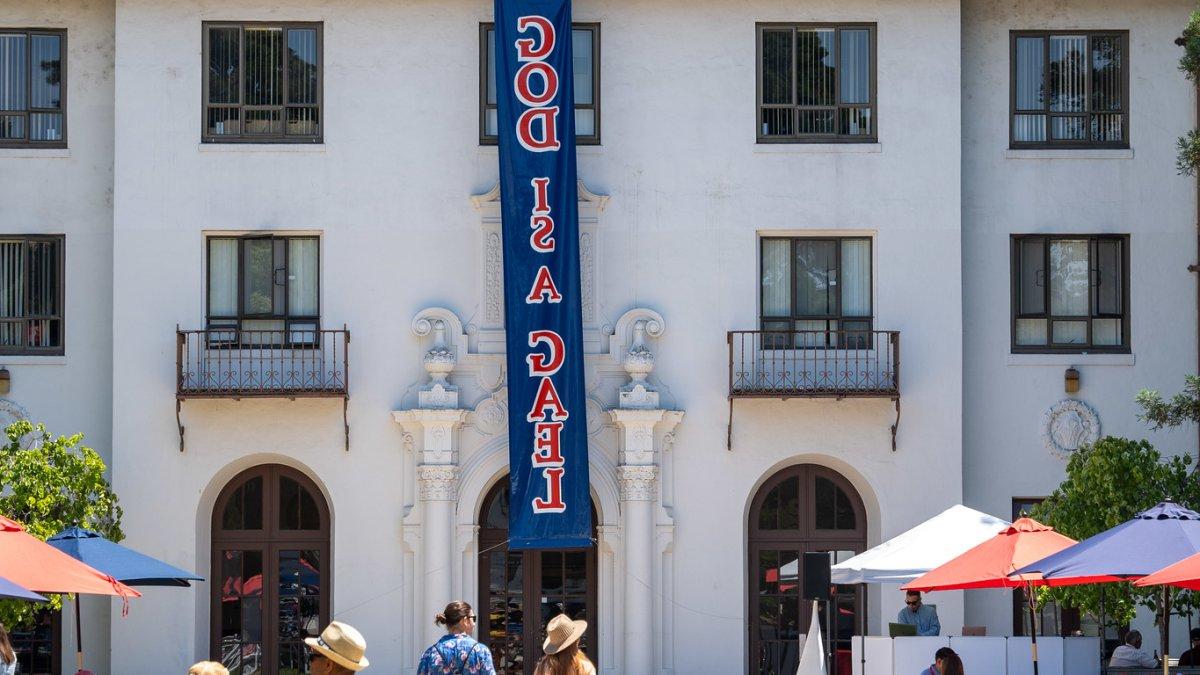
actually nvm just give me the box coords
[903,518,1077,591]
[0,516,139,598]
[1135,550,1200,590]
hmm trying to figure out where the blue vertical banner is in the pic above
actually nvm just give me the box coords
[494,0,592,549]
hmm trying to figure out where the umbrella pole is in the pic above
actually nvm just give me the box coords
[1163,586,1171,675]
[74,593,83,673]
[1027,582,1040,675]
[1101,586,1108,675]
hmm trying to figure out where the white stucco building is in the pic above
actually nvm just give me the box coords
[0,0,1197,672]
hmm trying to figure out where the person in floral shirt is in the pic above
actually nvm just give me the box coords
[418,601,496,674]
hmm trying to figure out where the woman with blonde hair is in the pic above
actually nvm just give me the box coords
[187,662,229,675]
[533,614,595,675]
[0,623,15,675]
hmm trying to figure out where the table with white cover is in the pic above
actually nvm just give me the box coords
[850,636,1099,675]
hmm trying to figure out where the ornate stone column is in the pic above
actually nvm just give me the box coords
[394,317,469,649]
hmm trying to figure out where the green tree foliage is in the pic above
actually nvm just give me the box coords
[1138,375,1200,430]
[1178,12,1200,174]
[0,421,123,628]
[1029,437,1200,628]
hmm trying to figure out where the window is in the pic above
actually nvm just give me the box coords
[0,29,65,147]
[1011,235,1128,352]
[0,236,63,355]
[748,465,866,675]
[480,23,600,145]
[203,22,322,143]
[757,24,875,142]
[1010,31,1127,148]
[212,465,330,675]
[206,235,319,344]
[760,237,872,347]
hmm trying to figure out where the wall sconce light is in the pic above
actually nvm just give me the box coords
[1064,367,1080,394]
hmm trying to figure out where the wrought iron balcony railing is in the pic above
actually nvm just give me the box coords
[176,327,349,398]
[728,329,899,397]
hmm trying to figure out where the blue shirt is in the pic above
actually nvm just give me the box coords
[417,633,497,675]
[896,603,940,636]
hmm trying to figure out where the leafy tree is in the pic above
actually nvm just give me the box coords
[0,421,123,628]
[1178,11,1200,175]
[1029,437,1200,654]
[1138,375,1200,430]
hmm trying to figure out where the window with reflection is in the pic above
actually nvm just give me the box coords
[203,22,322,143]
[0,29,64,147]
[749,465,866,675]
[212,465,330,675]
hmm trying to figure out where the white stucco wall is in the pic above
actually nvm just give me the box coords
[0,1,114,673]
[961,0,1200,653]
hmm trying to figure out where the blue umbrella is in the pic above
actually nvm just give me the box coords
[47,527,202,672]
[0,575,46,602]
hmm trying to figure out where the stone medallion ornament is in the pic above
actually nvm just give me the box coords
[0,399,28,430]
[1041,399,1101,459]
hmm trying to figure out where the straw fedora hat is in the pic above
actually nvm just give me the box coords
[305,621,370,671]
[542,613,588,654]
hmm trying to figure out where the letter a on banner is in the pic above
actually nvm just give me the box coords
[494,0,591,549]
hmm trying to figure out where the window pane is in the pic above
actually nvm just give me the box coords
[797,29,835,106]
[287,29,318,105]
[1091,113,1122,143]
[243,239,276,315]
[1013,114,1046,142]
[572,29,593,105]
[1091,36,1122,112]
[1092,319,1122,346]
[1051,115,1087,141]
[245,27,283,106]
[1052,320,1087,344]
[0,115,24,139]
[287,239,318,317]
[208,27,240,105]
[797,109,836,135]
[486,29,497,106]
[574,108,594,137]
[30,35,61,109]
[815,477,835,529]
[209,239,238,316]
[840,107,872,136]
[1049,239,1089,315]
[1015,37,1044,110]
[0,34,27,111]
[286,107,318,136]
[1094,239,1122,315]
[207,108,241,136]
[29,113,62,141]
[1049,36,1086,112]
[1015,318,1047,346]
[761,108,793,137]
[761,29,792,105]
[795,240,836,316]
[839,29,870,105]
[244,109,282,135]
[1018,238,1045,314]
[840,239,870,317]
[761,240,791,317]
[27,240,57,316]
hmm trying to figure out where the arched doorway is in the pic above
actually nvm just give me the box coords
[478,476,598,675]
[211,464,331,675]
[748,464,867,675]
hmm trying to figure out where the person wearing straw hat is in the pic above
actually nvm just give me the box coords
[305,621,370,674]
[533,614,596,675]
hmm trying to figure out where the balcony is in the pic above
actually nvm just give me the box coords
[726,329,900,449]
[175,327,350,450]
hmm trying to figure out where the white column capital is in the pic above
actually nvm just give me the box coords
[617,465,659,502]
[608,408,683,467]
[393,408,469,464]
[416,464,460,502]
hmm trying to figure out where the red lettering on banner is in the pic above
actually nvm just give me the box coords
[515,61,559,107]
[531,421,565,466]
[526,376,569,422]
[530,215,556,251]
[515,16,556,61]
[526,265,563,303]
[531,177,551,213]
[517,107,561,152]
[532,467,567,513]
[527,330,565,375]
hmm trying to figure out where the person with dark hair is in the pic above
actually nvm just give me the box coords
[533,614,596,675]
[417,600,496,675]
[1179,627,1200,665]
[897,590,941,636]
[1109,629,1158,667]
[0,623,14,675]
[919,647,963,675]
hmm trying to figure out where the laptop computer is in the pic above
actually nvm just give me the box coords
[888,622,918,638]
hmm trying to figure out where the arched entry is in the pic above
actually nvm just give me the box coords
[211,464,331,675]
[478,476,598,675]
[748,464,867,675]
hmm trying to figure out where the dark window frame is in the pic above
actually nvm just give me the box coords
[201,21,324,144]
[205,234,321,331]
[1010,233,1130,354]
[0,235,64,356]
[0,28,67,149]
[1008,30,1129,150]
[479,22,601,146]
[759,236,874,347]
[756,22,877,144]
[210,464,331,675]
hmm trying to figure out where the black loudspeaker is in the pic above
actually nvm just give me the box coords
[802,552,832,601]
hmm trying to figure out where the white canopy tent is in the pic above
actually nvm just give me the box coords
[830,505,1009,584]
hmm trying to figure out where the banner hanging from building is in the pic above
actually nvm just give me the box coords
[494,0,592,549]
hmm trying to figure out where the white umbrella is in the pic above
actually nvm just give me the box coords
[830,505,1008,584]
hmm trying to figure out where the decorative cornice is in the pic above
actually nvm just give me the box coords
[417,464,459,501]
[470,179,610,213]
[617,465,659,502]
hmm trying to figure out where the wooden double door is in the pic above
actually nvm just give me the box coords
[478,478,598,675]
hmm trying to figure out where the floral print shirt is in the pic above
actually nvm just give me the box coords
[418,633,497,675]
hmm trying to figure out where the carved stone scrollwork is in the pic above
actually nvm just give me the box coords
[617,465,659,502]
[1041,398,1101,459]
[413,313,460,409]
[620,316,665,410]
[417,465,459,501]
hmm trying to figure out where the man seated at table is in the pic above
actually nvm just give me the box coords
[896,590,940,636]
[1179,628,1200,665]
[1109,630,1158,668]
